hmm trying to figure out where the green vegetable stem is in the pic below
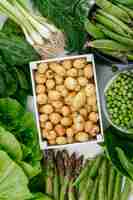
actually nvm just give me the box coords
[113,171,122,200]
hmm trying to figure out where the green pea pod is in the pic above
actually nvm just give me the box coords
[121,178,131,200]
[113,172,122,200]
[116,147,133,180]
[108,165,116,200]
[98,159,107,200]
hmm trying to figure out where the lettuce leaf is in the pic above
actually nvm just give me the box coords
[0,126,23,161]
[0,150,33,200]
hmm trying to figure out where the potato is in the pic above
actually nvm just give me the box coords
[46,79,55,90]
[89,125,99,136]
[67,137,74,144]
[78,69,84,77]
[46,70,54,79]
[36,84,45,94]
[45,121,53,130]
[52,101,63,109]
[66,128,74,137]
[65,77,77,90]
[85,121,94,133]
[55,75,64,85]
[56,85,68,97]
[75,132,89,142]
[48,139,56,145]
[42,129,48,138]
[78,77,88,87]
[37,94,47,105]
[61,106,71,116]
[85,84,95,97]
[79,108,88,118]
[84,64,93,79]
[48,90,61,101]
[35,72,46,84]
[49,113,61,124]
[89,112,99,123]
[40,114,48,122]
[72,90,86,110]
[49,63,66,76]
[40,122,46,128]
[62,60,72,69]
[56,136,67,145]
[61,117,72,127]
[73,58,86,69]
[38,63,48,74]
[73,115,84,132]
[55,124,65,136]
[67,68,78,77]
[87,95,96,106]
[40,104,53,114]
[47,130,57,140]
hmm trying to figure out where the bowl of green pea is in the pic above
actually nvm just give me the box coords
[104,69,133,134]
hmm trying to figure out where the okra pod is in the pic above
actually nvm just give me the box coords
[116,147,133,180]
[95,14,127,37]
[98,159,107,200]
[108,165,116,200]
[113,171,122,200]
[96,0,131,24]
[97,24,133,47]
[98,10,133,37]
[73,160,94,186]
[84,19,105,39]
[88,39,130,52]
[89,177,99,200]
[121,178,131,200]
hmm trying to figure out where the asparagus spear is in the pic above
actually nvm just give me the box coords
[44,150,54,197]
[53,165,59,200]
[56,151,65,186]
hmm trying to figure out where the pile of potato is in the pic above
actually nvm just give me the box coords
[35,58,100,145]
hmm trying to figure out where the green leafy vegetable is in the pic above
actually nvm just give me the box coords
[0,98,42,172]
[0,150,33,200]
[33,0,91,52]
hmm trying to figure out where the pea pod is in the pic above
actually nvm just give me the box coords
[116,147,133,180]
[113,172,122,200]
[96,0,131,24]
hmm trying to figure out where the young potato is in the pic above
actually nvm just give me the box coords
[85,84,96,97]
[65,77,78,90]
[55,75,64,85]
[42,129,48,139]
[92,104,98,112]
[46,79,55,90]
[47,130,57,140]
[75,85,81,92]
[35,72,46,84]
[56,136,67,145]
[37,94,47,105]
[38,63,48,74]
[46,70,54,79]
[78,69,84,77]
[85,121,94,133]
[73,58,86,69]
[48,139,56,145]
[62,60,72,69]
[87,95,97,106]
[89,112,99,123]
[45,121,53,130]
[79,108,88,118]
[67,68,78,77]
[84,64,93,79]
[73,115,84,132]
[72,90,86,110]
[40,114,48,122]
[49,113,61,124]
[85,105,92,113]
[67,137,74,144]
[48,90,61,101]
[56,85,68,97]
[66,128,74,137]
[75,132,89,142]
[36,84,46,94]
[61,117,72,127]
[61,106,71,116]
[40,122,46,128]
[39,104,54,114]
[78,77,88,87]
[49,63,66,76]
[52,101,63,109]
[55,124,65,136]
[89,125,99,136]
